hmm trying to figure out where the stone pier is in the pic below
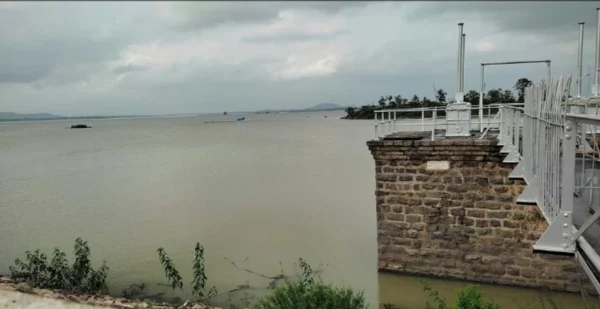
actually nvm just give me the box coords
[368,132,593,293]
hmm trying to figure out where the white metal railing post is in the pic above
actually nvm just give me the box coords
[421,108,425,131]
[431,108,437,141]
[533,118,576,254]
[480,64,484,132]
[498,106,504,145]
[374,111,378,139]
[387,110,390,135]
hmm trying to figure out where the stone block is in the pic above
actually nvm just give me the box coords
[407,230,419,239]
[392,205,404,213]
[423,198,441,206]
[450,207,466,217]
[392,238,412,246]
[377,174,397,182]
[412,223,426,231]
[386,213,405,222]
[406,215,422,223]
[476,228,492,236]
[475,219,489,228]
[476,202,502,210]
[487,211,510,219]
[467,209,485,218]
[503,220,522,229]
[497,229,515,239]
[506,266,520,276]
[520,268,536,279]
[515,258,531,267]
[463,218,475,226]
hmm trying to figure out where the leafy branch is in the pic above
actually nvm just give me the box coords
[157,248,183,290]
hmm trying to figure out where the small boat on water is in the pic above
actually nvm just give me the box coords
[70,124,91,129]
[204,117,248,124]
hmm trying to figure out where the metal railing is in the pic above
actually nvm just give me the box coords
[371,76,600,292]
[373,103,523,140]
[499,75,600,293]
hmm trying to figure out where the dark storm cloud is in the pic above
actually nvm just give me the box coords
[0,2,158,84]
[0,36,128,84]
[411,2,598,36]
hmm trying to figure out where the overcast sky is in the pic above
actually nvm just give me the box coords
[1,1,598,116]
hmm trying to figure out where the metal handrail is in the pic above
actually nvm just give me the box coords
[373,103,524,140]
[504,76,600,294]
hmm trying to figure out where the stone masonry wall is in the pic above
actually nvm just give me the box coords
[368,135,592,293]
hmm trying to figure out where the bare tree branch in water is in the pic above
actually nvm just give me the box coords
[222,256,329,290]
[223,256,287,289]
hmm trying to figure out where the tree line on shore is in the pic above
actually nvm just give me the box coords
[342,78,533,119]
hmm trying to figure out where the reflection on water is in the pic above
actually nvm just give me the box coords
[379,272,599,309]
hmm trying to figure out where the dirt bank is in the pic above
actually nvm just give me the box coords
[0,276,221,309]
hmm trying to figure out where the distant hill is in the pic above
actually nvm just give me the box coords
[0,112,63,121]
[254,103,346,114]
[304,103,344,111]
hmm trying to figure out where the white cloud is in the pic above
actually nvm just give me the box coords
[474,40,495,53]
[270,54,341,80]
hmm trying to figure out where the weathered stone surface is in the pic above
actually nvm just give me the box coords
[368,135,592,293]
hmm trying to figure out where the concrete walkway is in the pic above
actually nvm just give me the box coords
[0,290,104,309]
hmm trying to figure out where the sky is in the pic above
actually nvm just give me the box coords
[1,1,599,116]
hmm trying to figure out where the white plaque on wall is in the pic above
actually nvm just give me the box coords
[426,161,450,170]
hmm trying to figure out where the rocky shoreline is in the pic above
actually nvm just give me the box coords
[0,276,221,309]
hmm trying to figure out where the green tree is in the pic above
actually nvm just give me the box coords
[501,90,516,103]
[345,107,356,118]
[410,94,420,104]
[514,78,533,102]
[435,89,447,103]
[464,90,480,105]
[386,95,397,108]
[394,95,406,106]
[486,89,503,104]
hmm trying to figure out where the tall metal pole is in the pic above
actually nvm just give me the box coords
[457,23,464,95]
[578,22,585,98]
[595,8,600,96]
[462,33,466,93]
[547,61,551,83]
[480,64,484,132]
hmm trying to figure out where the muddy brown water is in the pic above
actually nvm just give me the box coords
[0,112,596,308]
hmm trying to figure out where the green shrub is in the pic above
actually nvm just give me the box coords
[258,281,367,309]
[422,280,500,309]
[157,243,218,302]
[257,258,368,309]
[455,285,500,309]
[9,238,109,293]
